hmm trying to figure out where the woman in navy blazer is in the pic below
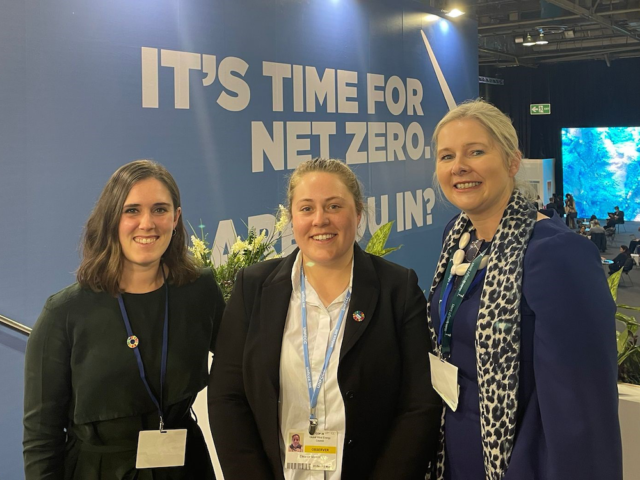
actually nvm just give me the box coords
[427,100,621,480]
[208,158,441,480]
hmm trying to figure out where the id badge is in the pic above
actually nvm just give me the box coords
[429,353,460,412]
[284,430,338,471]
[136,429,187,469]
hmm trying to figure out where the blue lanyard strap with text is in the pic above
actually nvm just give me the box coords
[117,270,169,431]
[300,266,351,435]
[438,252,486,356]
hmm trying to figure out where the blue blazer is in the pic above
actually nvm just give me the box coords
[432,212,622,480]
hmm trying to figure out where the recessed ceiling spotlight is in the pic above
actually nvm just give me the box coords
[523,34,536,46]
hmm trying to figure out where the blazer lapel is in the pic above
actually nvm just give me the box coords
[340,245,380,361]
[258,251,297,393]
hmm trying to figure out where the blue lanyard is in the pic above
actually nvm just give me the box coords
[300,266,351,435]
[437,253,487,355]
[117,268,169,431]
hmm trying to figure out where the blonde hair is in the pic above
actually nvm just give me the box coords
[286,158,365,217]
[431,99,534,201]
[77,160,199,295]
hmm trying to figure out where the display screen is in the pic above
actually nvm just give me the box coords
[562,127,640,221]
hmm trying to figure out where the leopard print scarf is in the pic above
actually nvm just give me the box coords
[426,190,537,480]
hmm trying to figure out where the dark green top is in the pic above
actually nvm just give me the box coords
[23,269,224,480]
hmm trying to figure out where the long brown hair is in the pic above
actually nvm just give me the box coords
[77,160,199,294]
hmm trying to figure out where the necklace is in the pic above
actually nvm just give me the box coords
[451,230,490,276]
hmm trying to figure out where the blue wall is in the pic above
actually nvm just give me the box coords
[0,0,477,475]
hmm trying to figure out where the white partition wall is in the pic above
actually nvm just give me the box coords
[520,158,556,205]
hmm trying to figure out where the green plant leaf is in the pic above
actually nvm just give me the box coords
[618,346,640,366]
[617,312,639,335]
[617,329,630,357]
[379,245,403,257]
[618,304,640,312]
[365,221,402,257]
[608,268,622,302]
[365,221,394,256]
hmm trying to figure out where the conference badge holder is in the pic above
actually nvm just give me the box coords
[136,428,188,469]
[285,429,338,471]
[429,352,459,411]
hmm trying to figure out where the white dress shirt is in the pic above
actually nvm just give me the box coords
[279,252,353,480]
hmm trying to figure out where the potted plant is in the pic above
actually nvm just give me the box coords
[609,269,640,385]
[189,213,400,301]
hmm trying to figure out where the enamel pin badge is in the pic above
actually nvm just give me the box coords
[352,311,365,322]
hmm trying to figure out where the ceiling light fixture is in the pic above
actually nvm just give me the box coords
[522,34,536,46]
[536,33,548,45]
[444,8,465,18]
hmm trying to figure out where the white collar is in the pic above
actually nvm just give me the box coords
[290,251,354,307]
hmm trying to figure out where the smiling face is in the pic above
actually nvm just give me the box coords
[118,178,181,273]
[436,117,520,221]
[291,172,361,269]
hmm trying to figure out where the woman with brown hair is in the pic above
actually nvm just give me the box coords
[23,160,224,479]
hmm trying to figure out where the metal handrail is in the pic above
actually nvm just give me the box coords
[0,313,31,336]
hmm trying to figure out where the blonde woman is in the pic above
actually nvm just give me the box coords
[209,158,441,480]
[426,100,621,480]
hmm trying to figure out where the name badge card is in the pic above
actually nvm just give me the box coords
[429,353,460,412]
[285,430,338,471]
[136,429,187,469]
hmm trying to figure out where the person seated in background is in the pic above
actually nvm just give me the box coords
[546,197,558,213]
[590,220,605,235]
[577,225,588,236]
[629,227,640,254]
[609,245,631,274]
[590,220,607,252]
[589,215,598,227]
[606,206,624,229]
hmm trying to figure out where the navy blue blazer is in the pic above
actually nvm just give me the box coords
[431,212,622,480]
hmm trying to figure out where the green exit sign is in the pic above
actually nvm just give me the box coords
[530,104,551,115]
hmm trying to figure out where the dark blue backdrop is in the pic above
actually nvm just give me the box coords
[0,0,477,475]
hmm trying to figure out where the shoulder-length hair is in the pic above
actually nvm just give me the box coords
[77,160,199,295]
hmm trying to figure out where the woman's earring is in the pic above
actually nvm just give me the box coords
[172,229,176,236]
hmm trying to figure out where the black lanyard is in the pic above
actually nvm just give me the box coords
[117,269,169,431]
